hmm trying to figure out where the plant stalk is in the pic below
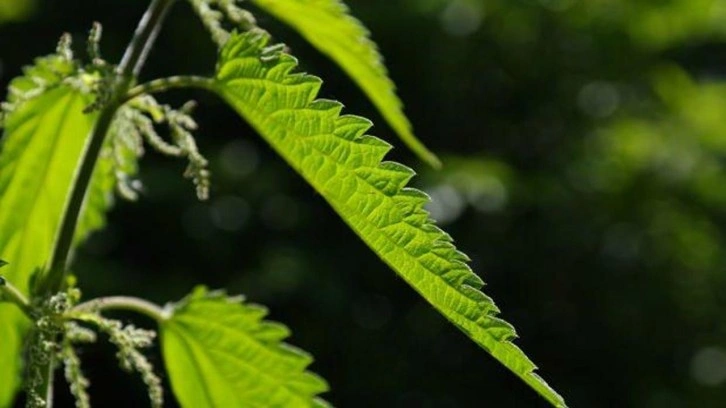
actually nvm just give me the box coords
[35,1,178,406]
[0,276,33,317]
[125,75,216,102]
[47,0,177,284]
[72,296,167,322]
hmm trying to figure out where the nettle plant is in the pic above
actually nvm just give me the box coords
[0,0,567,407]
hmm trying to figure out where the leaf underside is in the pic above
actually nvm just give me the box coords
[0,55,101,407]
[250,0,441,168]
[161,287,330,408]
[212,30,566,407]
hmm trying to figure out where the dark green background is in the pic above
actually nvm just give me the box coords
[4,0,726,406]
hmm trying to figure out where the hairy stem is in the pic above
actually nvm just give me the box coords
[72,296,167,322]
[35,1,178,406]
[125,75,216,102]
[0,276,33,317]
[47,0,178,286]
[119,0,177,77]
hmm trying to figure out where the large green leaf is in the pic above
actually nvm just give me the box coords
[0,56,100,408]
[250,0,441,168]
[161,287,329,407]
[0,320,21,408]
[212,30,566,407]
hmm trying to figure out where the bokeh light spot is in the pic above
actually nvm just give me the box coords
[578,81,620,118]
[218,139,259,179]
[440,0,483,37]
[425,184,465,224]
[691,347,726,386]
[210,195,250,232]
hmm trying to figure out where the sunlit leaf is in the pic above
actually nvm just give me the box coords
[211,30,566,407]
[251,0,441,168]
[161,287,329,407]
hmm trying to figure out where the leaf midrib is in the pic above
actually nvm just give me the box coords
[172,314,312,404]
[165,325,217,406]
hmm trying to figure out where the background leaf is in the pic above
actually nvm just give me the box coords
[250,0,441,168]
[211,30,565,407]
[161,287,329,407]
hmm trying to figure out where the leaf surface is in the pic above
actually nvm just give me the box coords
[212,31,566,407]
[250,0,440,167]
[161,287,329,408]
[0,56,101,407]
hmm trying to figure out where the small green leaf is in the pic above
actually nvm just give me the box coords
[161,287,329,407]
[212,31,566,407]
[0,55,100,407]
[250,0,441,168]
[0,259,7,268]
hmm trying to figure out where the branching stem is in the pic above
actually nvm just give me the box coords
[125,75,216,102]
[119,0,177,77]
[71,296,167,322]
[35,1,179,406]
[0,276,33,317]
[47,0,179,288]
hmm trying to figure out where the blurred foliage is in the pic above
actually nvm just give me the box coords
[5,0,726,406]
[0,0,36,24]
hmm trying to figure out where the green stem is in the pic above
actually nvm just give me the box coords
[119,0,177,77]
[47,0,178,286]
[0,276,33,317]
[125,75,217,102]
[35,1,178,406]
[71,296,167,322]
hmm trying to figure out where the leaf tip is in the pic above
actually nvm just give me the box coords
[424,150,443,170]
[403,130,441,169]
